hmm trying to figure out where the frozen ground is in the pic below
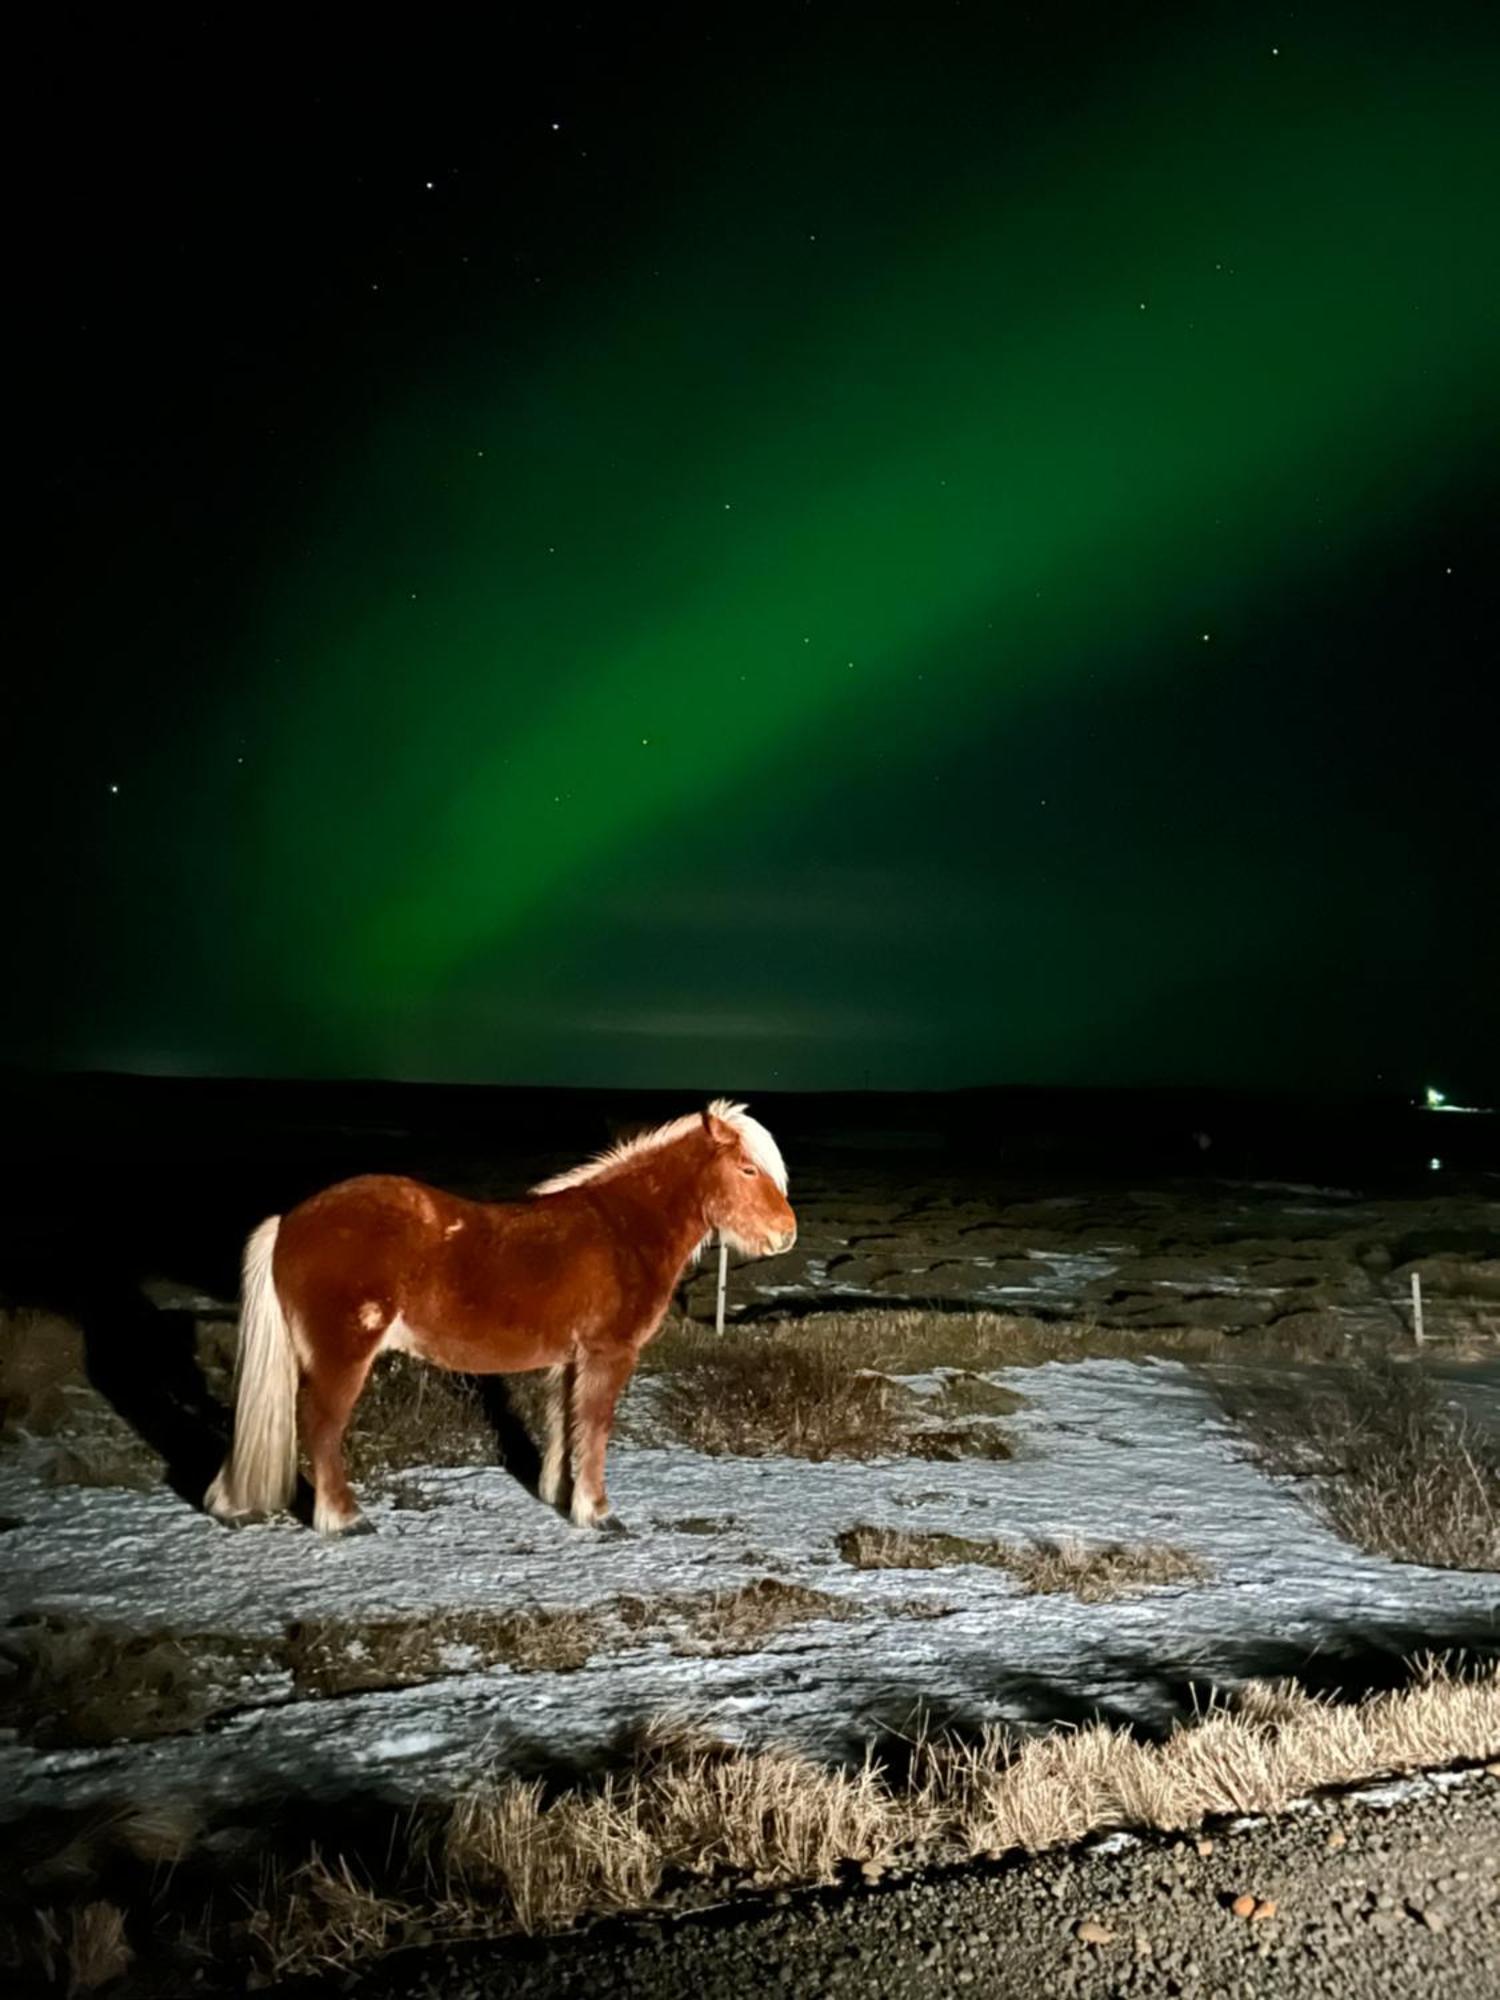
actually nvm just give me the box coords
[2,1357,1495,1825]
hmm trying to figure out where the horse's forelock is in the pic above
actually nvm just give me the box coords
[708,1099,789,1193]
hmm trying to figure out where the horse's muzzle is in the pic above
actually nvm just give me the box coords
[765,1226,797,1255]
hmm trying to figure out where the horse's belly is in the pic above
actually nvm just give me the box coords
[381,1314,557,1374]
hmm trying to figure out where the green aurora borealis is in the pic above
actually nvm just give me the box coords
[24,8,1500,1090]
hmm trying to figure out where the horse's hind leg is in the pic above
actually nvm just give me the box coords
[538,1362,573,1511]
[300,1350,377,1535]
[568,1348,635,1531]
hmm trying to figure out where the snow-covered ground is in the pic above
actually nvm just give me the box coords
[2,1358,1495,1824]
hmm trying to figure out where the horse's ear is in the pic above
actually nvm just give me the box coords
[702,1107,734,1148]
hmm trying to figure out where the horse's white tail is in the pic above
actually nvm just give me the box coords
[204,1216,298,1519]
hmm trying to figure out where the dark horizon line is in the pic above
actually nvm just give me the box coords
[3,1062,1491,1111]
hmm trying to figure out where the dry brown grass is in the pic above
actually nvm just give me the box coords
[245,1851,425,1980]
[616,1577,852,1655]
[0,1307,165,1490]
[8,1664,1496,1986]
[0,1309,89,1437]
[0,1618,267,1747]
[933,1372,1028,1419]
[64,1900,133,1993]
[1004,1537,1211,1600]
[283,1605,604,1692]
[638,1321,912,1459]
[636,1320,1017,1462]
[3,1586,895,1752]
[656,1308,1227,1379]
[444,1725,900,1933]
[0,1605,605,1749]
[1210,1359,1500,1571]
[838,1527,1209,1598]
[433,1662,1500,1940]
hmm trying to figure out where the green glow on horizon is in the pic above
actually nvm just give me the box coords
[230,21,1497,1077]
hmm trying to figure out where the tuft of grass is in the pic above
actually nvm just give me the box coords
[1003,1536,1211,1600]
[933,1372,1028,1419]
[838,1526,1019,1570]
[247,1849,423,1979]
[284,1606,603,1692]
[1210,1359,1500,1571]
[639,1322,918,1460]
[0,1619,268,1748]
[0,1309,90,1437]
[637,1322,1018,1462]
[44,1434,165,1493]
[66,1900,133,1993]
[837,1527,1209,1599]
[908,1426,1014,1462]
[616,1577,853,1655]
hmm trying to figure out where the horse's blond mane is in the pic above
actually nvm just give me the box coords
[531,1099,788,1197]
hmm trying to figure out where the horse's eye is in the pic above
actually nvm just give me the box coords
[740,1165,758,1177]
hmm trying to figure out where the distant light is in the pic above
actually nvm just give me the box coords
[1429,1157,1442,1172]
[1425,1086,1447,1109]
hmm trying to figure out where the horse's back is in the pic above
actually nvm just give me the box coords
[285,1172,481,1233]
[275,1175,473,1302]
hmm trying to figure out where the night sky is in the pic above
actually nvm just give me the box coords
[16,4,1499,1095]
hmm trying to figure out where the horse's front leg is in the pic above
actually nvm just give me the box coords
[538,1361,573,1511]
[568,1347,636,1532]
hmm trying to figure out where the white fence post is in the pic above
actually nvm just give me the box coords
[715,1237,729,1336]
[1411,1270,1425,1345]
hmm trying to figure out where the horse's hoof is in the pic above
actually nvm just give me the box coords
[597,1514,632,1539]
[328,1516,377,1538]
[212,1509,267,1530]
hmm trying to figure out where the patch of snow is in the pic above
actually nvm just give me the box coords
[1,1361,1494,1823]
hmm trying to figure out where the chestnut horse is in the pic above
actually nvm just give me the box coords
[205,1101,795,1536]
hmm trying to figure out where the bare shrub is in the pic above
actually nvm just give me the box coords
[838,1527,1209,1599]
[1211,1360,1500,1570]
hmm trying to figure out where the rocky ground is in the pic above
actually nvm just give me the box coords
[356,1773,1500,2000]
[674,1169,1500,1350]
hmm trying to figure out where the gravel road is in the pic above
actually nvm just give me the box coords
[357,1773,1500,2000]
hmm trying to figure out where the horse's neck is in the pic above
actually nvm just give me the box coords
[576,1150,709,1281]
